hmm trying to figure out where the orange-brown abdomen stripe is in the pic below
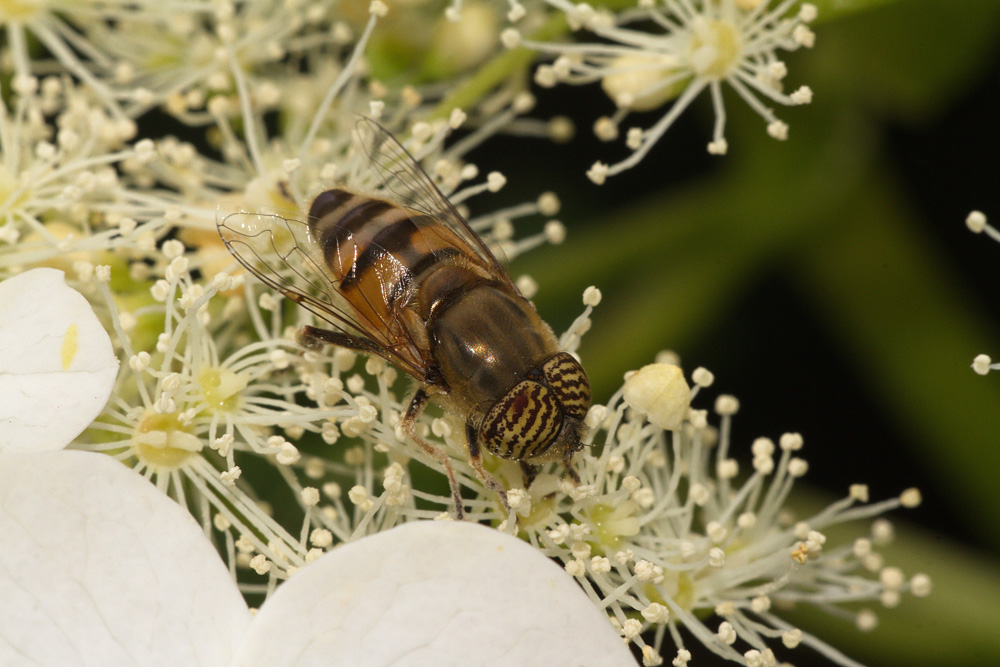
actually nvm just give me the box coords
[308,188,354,226]
[309,192,397,280]
[307,188,478,334]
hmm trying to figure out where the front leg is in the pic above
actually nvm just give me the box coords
[465,423,511,515]
[298,325,384,355]
[400,388,466,520]
[519,461,539,489]
[562,448,581,485]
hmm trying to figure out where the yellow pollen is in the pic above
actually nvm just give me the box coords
[516,494,556,531]
[61,324,78,370]
[645,572,694,612]
[133,411,202,469]
[0,0,42,21]
[199,366,247,411]
[584,501,640,553]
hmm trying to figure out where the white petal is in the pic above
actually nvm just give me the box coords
[236,521,634,666]
[0,450,250,665]
[0,269,119,452]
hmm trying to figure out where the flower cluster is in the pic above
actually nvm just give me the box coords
[316,349,930,665]
[528,362,929,666]
[508,0,817,182]
[0,1,931,665]
[2,0,386,120]
[2,0,564,587]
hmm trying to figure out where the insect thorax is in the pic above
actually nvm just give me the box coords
[428,283,557,415]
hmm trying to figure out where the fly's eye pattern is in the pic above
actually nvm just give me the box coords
[480,380,561,460]
[542,352,591,420]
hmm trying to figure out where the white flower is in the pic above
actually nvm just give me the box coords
[0,269,118,451]
[0,451,633,665]
[525,0,818,180]
[2,3,570,584]
[503,359,928,665]
[0,1,380,119]
[235,520,633,665]
[79,255,356,578]
[241,276,930,665]
[0,450,251,664]
[0,80,164,266]
[0,274,631,666]
[0,1,167,118]
[0,5,933,665]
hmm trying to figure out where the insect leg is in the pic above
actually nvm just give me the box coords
[298,325,384,355]
[465,423,511,514]
[519,461,539,489]
[401,388,466,520]
[562,449,581,485]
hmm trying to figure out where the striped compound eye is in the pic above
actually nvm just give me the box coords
[479,380,562,460]
[542,352,591,420]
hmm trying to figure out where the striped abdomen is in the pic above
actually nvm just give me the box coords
[307,188,478,333]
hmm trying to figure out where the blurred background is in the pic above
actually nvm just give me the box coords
[468,0,1000,664]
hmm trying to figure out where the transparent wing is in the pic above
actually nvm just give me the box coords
[217,207,430,380]
[354,117,516,290]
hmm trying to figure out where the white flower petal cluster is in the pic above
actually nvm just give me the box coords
[521,0,818,181]
[0,268,634,666]
[0,453,632,665]
[1,0,376,120]
[279,344,930,665]
[2,0,568,590]
[507,363,931,666]
[0,3,930,666]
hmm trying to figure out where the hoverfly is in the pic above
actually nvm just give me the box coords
[217,118,590,519]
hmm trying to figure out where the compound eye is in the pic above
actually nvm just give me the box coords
[541,353,591,420]
[479,380,561,460]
